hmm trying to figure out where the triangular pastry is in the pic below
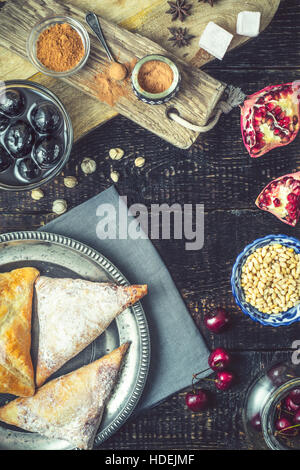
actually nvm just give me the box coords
[0,343,129,449]
[0,267,39,397]
[35,277,147,386]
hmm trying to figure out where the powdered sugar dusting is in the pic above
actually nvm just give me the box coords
[35,277,132,380]
[13,360,120,449]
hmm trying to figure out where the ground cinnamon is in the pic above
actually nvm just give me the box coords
[108,62,128,81]
[138,60,174,94]
[91,58,137,107]
[36,23,85,72]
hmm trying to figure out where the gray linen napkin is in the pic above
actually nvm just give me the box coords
[39,185,210,412]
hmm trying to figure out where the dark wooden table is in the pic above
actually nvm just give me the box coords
[1,0,299,450]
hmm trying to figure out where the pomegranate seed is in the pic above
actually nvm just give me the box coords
[264,94,273,102]
[278,112,286,120]
[286,202,297,212]
[287,193,297,202]
[273,198,281,207]
[274,106,282,116]
[266,102,275,111]
[264,195,272,206]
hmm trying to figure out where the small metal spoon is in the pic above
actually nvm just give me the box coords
[85,11,114,62]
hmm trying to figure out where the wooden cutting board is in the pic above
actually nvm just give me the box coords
[0,0,280,145]
[0,0,227,149]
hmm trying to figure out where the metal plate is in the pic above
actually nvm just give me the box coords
[0,231,150,450]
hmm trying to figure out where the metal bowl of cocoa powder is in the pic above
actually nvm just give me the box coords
[131,54,181,105]
[27,16,90,77]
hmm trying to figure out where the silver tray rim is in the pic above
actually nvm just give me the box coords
[0,230,151,448]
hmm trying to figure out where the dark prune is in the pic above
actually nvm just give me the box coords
[34,136,63,168]
[31,102,62,134]
[0,89,25,116]
[4,120,35,158]
[0,114,10,132]
[17,158,41,181]
[0,145,11,172]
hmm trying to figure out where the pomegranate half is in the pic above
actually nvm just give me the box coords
[255,171,300,226]
[241,82,300,158]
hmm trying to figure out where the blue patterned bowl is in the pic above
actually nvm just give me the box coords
[231,235,300,327]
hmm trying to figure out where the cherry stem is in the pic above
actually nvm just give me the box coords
[275,423,300,436]
[192,367,211,378]
[191,367,213,391]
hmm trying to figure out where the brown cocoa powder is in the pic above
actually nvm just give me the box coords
[138,60,173,94]
[36,23,85,72]
[91,58,137,107]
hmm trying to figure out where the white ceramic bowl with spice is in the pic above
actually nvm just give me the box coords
[27,16,90,78]
[231,235,300,327]
[131,54,181,105]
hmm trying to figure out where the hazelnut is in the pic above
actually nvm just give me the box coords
[110,171,120,183]
[134,157,145,168]
[81,158,96,175]
[52,199,67,215]
[64,176,78,188]
[109,148,124,161]
[31,188,44,200]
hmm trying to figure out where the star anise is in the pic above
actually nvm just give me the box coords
[166,0,192,22]
[168,27,195,48]
[198,0,215,6]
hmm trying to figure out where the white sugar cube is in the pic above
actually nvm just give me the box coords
[236,11,261,37]
[199,22,233,61]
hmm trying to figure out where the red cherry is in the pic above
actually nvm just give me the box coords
[275,417,292,434]
[185,389,209,412]
[208,348,231,371]
[293,410,300,425]
[284,396,300,413]
[215,371,234,391]
[204,308,229,334]
[289,388,300,405]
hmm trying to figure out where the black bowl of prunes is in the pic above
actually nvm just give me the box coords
[0,80,73,190]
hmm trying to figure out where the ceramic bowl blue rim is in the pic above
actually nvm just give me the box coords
[231,234,300,327]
